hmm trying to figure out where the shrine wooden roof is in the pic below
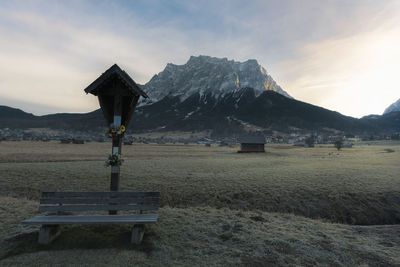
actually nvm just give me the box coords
[84,64,148,98]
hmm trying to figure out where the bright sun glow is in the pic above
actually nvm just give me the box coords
[323,29,400,117]
[278,17,400,118]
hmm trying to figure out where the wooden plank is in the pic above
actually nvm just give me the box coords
[98,95,113,124]
[131,224,144,244]
[40,197,160,205]
[111,166,120,173]
[110,92,122,195]
[39,204,159,212]
[22,214,158,225]
[114,97,122,118]
[111,136,122,153]
[41,191,160,198]
[110,172,120,193]
[125,95,139,127]
[38,225,60,244]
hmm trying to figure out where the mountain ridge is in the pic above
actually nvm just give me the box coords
[1,89,399,135]
[140,55,291,106]
[131,88,397,135]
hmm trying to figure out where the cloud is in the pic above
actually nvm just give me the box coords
[275,4,400,118]
[0,0,399,117]
[0,5,194,114]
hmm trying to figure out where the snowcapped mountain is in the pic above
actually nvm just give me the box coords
[384,98,400,114]
[141,55,291,105]
[4,55,399,136]
[124,55,399,135]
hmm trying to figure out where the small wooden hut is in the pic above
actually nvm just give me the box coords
[72,139,84,144]
[238,136,265,153]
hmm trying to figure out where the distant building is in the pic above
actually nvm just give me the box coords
[238,136,265,153]
[72,139,84,144]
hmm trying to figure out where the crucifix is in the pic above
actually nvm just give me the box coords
[84,64,148,194]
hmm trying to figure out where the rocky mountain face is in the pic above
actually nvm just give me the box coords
[141,55,291,105]
[384,98,400,114]
[131,88,389,136]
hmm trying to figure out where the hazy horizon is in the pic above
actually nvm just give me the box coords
[1,0,399,118]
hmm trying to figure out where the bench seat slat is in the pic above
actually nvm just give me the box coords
[41,191,160,198]
[22,214,158,225]
[39,204,158,212]
[40,197,160,205]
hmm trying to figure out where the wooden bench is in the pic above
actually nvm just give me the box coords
[22,191,160,245]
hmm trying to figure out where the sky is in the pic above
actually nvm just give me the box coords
[0,0,399,118]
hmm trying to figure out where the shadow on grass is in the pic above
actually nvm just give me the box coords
[1,225,158,260]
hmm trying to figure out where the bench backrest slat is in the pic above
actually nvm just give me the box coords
[39,204,159,212]
[40,197,159,205]
[41,191,160,198]
[39,191,160,213]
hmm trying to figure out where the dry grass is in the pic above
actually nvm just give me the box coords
[1,200,399,266]
[0,141,400,265]
[1,141,399,224]
[0,196,37,237]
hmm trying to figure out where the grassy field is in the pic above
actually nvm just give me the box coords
[0,141,400,266]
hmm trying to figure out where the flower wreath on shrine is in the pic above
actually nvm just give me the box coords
[104,154,124,167]
[106,125,126,138]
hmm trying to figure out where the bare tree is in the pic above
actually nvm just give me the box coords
[334,139,343,150]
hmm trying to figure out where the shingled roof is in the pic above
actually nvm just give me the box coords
[238,136,266,144]
[84,64,148,98]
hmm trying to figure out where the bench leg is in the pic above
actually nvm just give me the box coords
[131,224,144,245]
[38,225,60,245]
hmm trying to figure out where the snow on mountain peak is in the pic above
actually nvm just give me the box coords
[384,98,400,114]
[141,55,291,105]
